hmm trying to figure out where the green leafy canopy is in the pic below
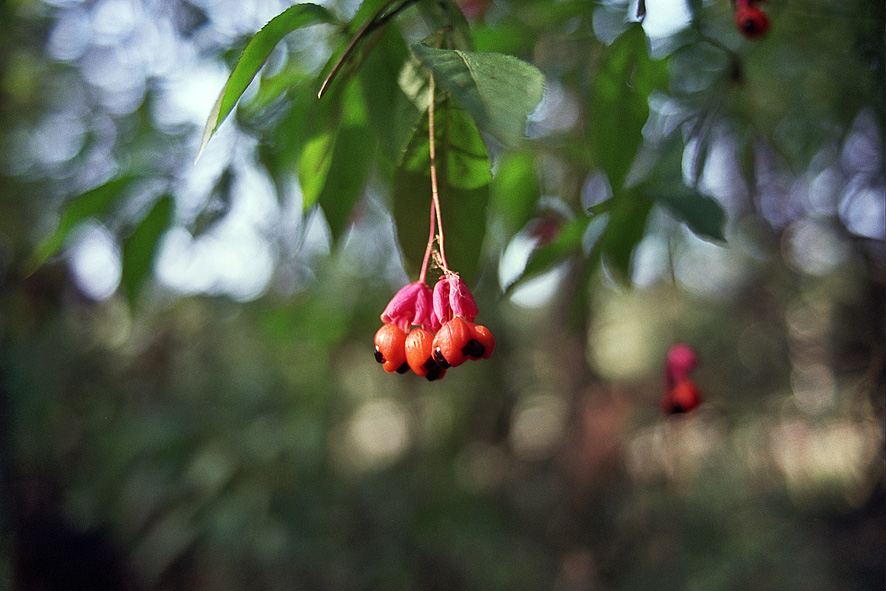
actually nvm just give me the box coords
[121,195,174,304]
[197,3,336,161]
[507,23,725,291]
[412,43,546,147]
[29,175,137,272]
[588,24,668,192]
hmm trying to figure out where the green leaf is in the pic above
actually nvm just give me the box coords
[358,23,422,162]
[686,0,703,23]
[587,200,613,217]
[241,63,311,118]
[580,25,667,279]
[317,121,375,240]
[197,3,335,160]
[597,189,653,281]
[655,188,726,242]
[414,0,473,52]
[316,0,416,99]
[298,82,374,242]
[192,167,234,236]
[121,195,174,304]
[641,132,727,243]
[257,80,318,200]
[411,44,545,147]
[504,216,590,294]
[299,130,336,210]
[588,24,668,191]
[393,99,491,284]
[508,189,655,291]
[490,151,539,238]
[29,175,136,271]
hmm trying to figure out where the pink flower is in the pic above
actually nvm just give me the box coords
[381,282,433,332]
[665,343,698,388]
[433,274,478,326]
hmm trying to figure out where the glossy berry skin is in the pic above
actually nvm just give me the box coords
[433,317,473,368]
[734,5,769,39]
[433,318,497,367]
[468,323,495,360]
[406,328,446,381]
[374,324,409,373]
[661,379,702,415]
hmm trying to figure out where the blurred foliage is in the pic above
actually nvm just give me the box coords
[0,0,884,590]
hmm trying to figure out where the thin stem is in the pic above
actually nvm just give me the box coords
[667,230,684,341]
[418,188,436,284]
[696,32,741,64]
[318,0,420,98]
[427,74,450,274]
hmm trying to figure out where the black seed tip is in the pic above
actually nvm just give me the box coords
[433,347,451,369]
[663,400,686,415]
[426,364,444,381]
[462,339,484,360]
[423,357,444,381]
[374,348,385,364]
[396,361,409,374]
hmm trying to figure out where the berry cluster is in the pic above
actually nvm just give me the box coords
[660,343,703,415]
[374,275,495,381]
[373,72,495,381]
[734,0,769,40]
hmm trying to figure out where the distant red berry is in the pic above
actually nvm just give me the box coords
[734,4,769,39]
[455,0,490,20]
[529,217,562,245]
[661,379,702,415]
[661,344,702,415]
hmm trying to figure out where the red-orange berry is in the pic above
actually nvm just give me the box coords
[406,328,445,381]
[374,324,408,373]
[661,379,702,415]
[432,317,473,368]
[467,323,495,360]
[734,5,769,39]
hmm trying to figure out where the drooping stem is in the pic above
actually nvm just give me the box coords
[418,184,436,284]
[427,74,450,274]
